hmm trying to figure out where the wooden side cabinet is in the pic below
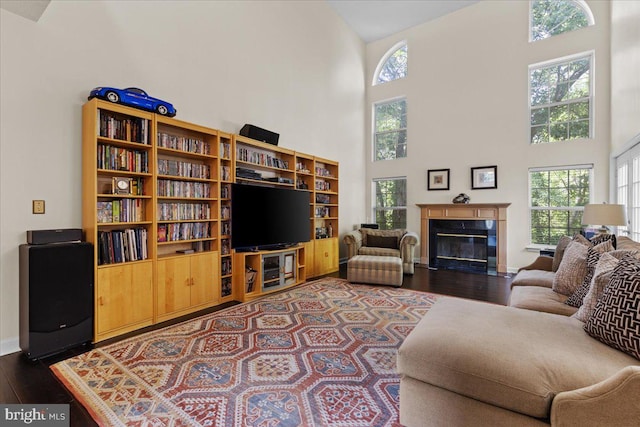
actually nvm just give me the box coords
[95,261,153,342]
[156,252,219,322]
[314,238,338,276]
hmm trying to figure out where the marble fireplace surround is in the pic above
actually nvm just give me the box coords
[416,203,511,274]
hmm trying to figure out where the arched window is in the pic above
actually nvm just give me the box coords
[530,0,594,42]
[373,42,407,85]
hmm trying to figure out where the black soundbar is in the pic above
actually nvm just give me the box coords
[240,124,279,146]
[27,228,83,245]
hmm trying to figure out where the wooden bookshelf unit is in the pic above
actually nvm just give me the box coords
[83,99,338,341]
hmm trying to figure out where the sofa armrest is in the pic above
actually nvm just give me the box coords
[551,366,640,427]
[518,255,553,272]
[343,230,363,259]
[400,231,419,275]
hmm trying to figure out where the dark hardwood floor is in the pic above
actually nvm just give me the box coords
[0,265,512,426]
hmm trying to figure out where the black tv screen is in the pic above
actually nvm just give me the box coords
[231,184,310,250]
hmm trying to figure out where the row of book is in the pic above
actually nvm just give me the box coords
[315,166,334,178]
[221,258,232,275]
[221,166,231,181]
[157,159,210,179]
[98,228,148,265]
[221,277,232,297]
[98,144,149,173]
[237,147,289,170]
[97,200,145,223]
[157,222,210,242]
[98,111,149,144]
[157,202,211,221]
[158,132,210,154]
[157,179,212,198]
[315,180,331,191]
[221,184,230,198]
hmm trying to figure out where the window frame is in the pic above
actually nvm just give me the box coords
[528,164,593,248]
[372,177,407,230]
[529,0,594,43]
[528,51,594,145]
[373,97,407,162]
[372,40,408,86]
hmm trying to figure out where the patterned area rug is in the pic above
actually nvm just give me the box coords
[51,278,437,426]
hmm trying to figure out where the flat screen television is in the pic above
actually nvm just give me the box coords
[231,183,310,251]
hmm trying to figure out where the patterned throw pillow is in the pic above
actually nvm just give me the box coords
[565,240,615,307]
[590,233,617,248]
[572,251,622,322]
[584,255,640,360]
[552,241,589,296]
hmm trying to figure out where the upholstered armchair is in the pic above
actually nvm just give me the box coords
[343,228,418,274]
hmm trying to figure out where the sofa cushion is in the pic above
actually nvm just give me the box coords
[585,256,640,360]
[511,269,555,288]
[509,285,578,316]
[553,241,589,296]
[590,233,617,248]
[397,298,640,419]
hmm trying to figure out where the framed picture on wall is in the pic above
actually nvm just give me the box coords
[471,165,497,189]
[427,169,450,191]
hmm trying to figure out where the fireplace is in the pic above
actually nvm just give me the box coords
[416,203,510,274]
[429,219,496,273]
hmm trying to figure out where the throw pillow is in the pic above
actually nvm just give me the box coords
[572,250,630,322]
[366,234,399,249]
[572,233,591,246]
[584,255,640,360]
[552,241,589,296]
[565,240,615,307]
[590,233,617,248]
[552,235,573,272]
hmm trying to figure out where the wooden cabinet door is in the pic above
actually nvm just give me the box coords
[303,241,315,278]
[190,252,218,307]
[96,262,153,338]
[157,257,192,317]
[314,238,338,276]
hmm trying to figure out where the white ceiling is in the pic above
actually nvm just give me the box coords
[326,0,481,42]
[0,0,479,42]
[0,0,50,22]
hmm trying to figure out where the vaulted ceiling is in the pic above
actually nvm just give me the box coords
[1,0,479,43]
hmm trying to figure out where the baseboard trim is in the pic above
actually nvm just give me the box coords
[0,337,20,356]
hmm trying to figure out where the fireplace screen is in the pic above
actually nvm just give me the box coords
[429,220,497,274]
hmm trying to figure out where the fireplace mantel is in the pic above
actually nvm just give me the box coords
[416,203,511,273]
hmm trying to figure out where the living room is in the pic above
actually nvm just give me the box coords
[1,0,639,425]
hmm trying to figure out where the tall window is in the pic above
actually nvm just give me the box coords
[530,0,593,42]
[374,98,407,161]
[615,142,640,240]
[373,42,407,85]
[529,165,592,245]
[529,52,592,144]
[373,178,407,230]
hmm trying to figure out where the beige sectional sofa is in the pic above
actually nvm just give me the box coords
[397,234,640,426]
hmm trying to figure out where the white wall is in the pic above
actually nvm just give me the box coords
[366,0,611,271]
[611,0,640,151]
[0,1,366,354]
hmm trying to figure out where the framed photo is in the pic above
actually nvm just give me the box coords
[427,169,450,191]
[471,165,497,190]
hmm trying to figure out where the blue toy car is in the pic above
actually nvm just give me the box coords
[88,87,176,117]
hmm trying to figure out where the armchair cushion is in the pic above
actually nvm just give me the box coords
[366,234,399,249]
[360,228,405,247]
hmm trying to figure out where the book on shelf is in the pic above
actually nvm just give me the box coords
[97,202,113,223]
[98,110,149,144]
[98,228,148,265]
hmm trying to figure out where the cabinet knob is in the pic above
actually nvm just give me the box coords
[98,296,104,306]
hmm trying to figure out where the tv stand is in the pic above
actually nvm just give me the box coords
[233,245,306,302]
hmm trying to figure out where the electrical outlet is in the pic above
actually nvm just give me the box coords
[33,200,45,214]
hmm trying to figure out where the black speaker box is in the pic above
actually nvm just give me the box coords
[19,242,94,360]
[27,228,83,245]
[239,124,279,146]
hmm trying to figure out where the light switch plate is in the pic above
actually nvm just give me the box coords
[33,200,45,214]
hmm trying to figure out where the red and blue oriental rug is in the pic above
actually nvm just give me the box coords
[51,278,437,426]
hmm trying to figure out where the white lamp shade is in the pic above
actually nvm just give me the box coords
[582,204,627,227]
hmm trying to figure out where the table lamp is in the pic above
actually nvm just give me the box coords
[581,203,627,234]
